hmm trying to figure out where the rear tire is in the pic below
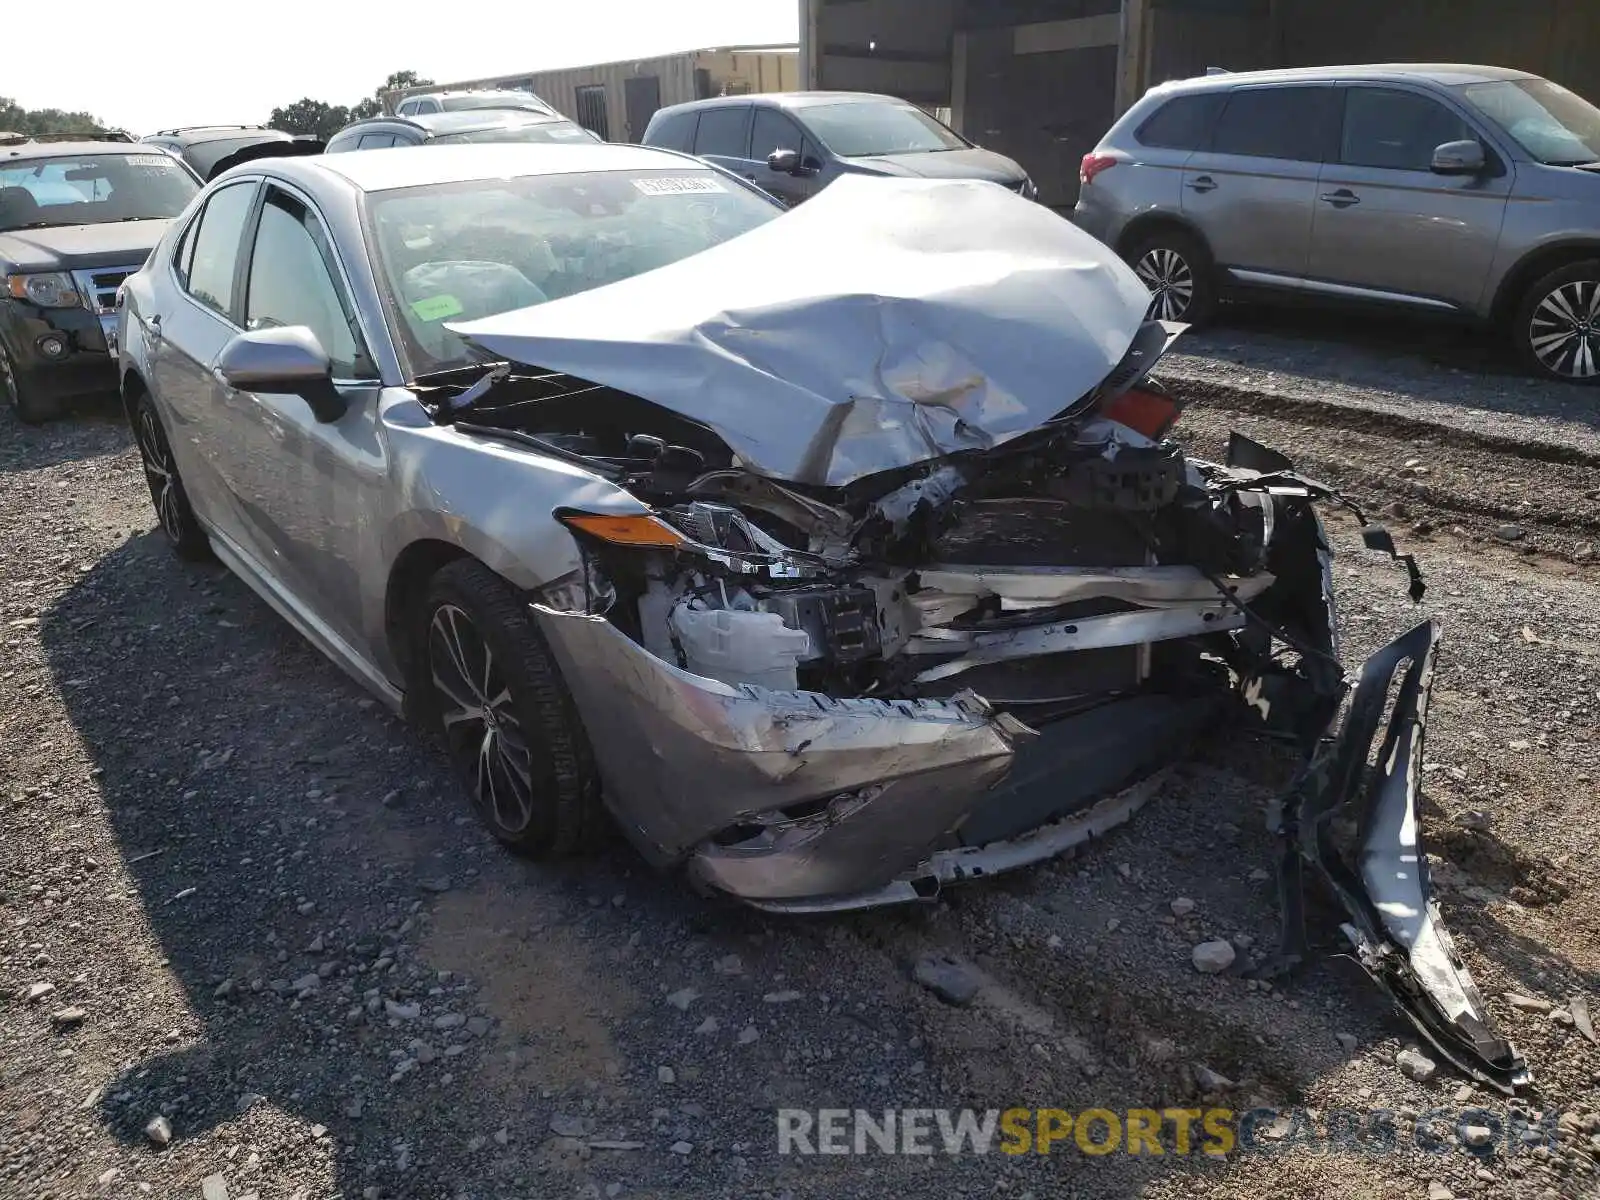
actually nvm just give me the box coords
[421,558,606,857]
[1513,260,1600,384]
[0,343,60,424]
[1125,228,1219,326]
[131,391,212,561]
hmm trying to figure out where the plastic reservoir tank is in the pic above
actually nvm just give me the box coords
[669,604,812,691]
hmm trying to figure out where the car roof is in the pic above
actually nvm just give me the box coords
[654,91,912,118]
[1149,62,1536,94]
[263,141,711,193]
[1,139,172,161]
[144,127,291,146]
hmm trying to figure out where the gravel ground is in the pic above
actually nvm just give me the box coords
[2,359,1598,1200]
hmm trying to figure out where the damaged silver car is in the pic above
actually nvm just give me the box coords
[115,143,1527,1091]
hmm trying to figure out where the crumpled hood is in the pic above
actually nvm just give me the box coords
[453,175,1153,487]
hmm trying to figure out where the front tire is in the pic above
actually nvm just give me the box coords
[1514,260,1600,384]
[422,558,605,856]
[131,392,212,560]
[0,343,61,424]
[1126,228,1218,326]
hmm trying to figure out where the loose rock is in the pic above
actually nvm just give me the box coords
[1170,897,1196,917]
[1396,1046,1437,1082]
[912,954,982,1005]
[1191,941,1235,974]
[144,1115,173,1147]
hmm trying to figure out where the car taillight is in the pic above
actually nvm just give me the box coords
[1101,387,1180,440]
[1080,153,1118,186]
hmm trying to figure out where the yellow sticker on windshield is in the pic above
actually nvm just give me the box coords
[410,294,464,322]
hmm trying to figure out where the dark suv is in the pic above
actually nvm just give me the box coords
[642,92,1035,207]
[0,135,200,421]
[139,126,323,183]
[325,109,600,153]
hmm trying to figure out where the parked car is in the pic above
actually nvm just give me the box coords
[642,91,1037,206]
[325,109,601,153]
[1074,64,1600,383]
[393,89,556,118]
[140,126,323,183]
[0,134,200,422]
[115,143,1522,1090]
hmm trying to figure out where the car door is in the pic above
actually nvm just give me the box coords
[747,107,825,206]
[212,181,387,651]
[1307,84,1514,311]
[147,178,259,543]
[1180,84,1337,283]
[690,104,752,177]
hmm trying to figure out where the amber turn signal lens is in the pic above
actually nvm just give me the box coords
[1101,388,1180,439]
[559,512,688,549]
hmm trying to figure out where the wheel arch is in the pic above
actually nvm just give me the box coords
[119,365,148,427]
[1114,212,1214,263]
[1490,239,1600,326]
[384,538,473,707]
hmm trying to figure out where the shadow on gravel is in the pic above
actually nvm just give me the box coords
[0,394,130,473]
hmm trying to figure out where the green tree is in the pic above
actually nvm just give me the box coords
[0,96,116,137]
[351,70,435,120]
[268,98,351,141]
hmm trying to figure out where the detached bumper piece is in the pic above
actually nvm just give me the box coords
[1267,620,1530,1093]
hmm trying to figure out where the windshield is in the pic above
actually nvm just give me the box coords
[799,101,967,157]
[1458,78,1600,165]
[441,94,554,115]
[365,168,781,376]
[431,121,600,146]
[0,152,199,231]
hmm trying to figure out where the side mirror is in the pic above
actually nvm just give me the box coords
[767,147,801,175]
[215,326,347,423]
[1431,139,1486,175]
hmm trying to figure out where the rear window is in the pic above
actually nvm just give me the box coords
[1135,94,1223,151]
[1210,86,1334,162]
[431,122,599,146]
[184,135,289,179]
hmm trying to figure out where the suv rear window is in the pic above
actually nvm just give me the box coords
[1211,87,1334,161]
[1135,94,1223,151]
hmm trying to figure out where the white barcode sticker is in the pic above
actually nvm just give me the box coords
[632,176,727,196]
[127,154,174,169]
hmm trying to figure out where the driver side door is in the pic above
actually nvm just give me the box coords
[209,181,388,652]
[745,108,825,206]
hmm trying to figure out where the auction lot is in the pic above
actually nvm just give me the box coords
[2,313,1599,1199]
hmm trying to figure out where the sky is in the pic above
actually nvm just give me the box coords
[5,0,800,135]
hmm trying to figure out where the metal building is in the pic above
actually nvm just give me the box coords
[801,0,1600,208]
[385,45,800,144]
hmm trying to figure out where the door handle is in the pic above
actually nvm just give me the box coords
[1320,189,1360,207]
[1187,175,1217,193]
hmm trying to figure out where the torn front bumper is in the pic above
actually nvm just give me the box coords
[532,606,1027,894]
[1270,619,1530,1092]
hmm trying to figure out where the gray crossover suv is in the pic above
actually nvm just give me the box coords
[1074,64,1600,382]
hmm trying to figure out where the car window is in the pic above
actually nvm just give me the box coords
[358,133,398,150]
[183,180,256,318]
[1340,88,1474,171]
[365,167,781,376]
[0,152,199,231]
[245,187,375,379]
[693,107,750,158]
[396,100,418,116]
[185,136,287,180]
[646,110,698,153]
[415,99,441,115]
[797,101,966,157]
[751,108,806,161]
[430,121,598,146]
[1457,77,1600,166]
[1135,93,1225,151]
[1210,87,1333,161]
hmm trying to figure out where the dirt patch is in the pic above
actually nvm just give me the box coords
[1432,826,1573,908]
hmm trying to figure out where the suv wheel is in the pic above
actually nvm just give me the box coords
[1515,260,1600,384]
[0,343,60,424]
[1127,229,1218,325]
[422,558,605,857]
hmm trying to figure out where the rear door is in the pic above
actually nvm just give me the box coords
[690,104,752,176]
[1307,84,1513,311]
[148,178,259,541]
[1180,84,1337,282]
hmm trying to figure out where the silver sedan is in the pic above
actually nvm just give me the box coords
[116,143,1524,1091]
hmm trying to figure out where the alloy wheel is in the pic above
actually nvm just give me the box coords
[135,406,186,542]
[428,603,536,835]
[1135,248,1195,322]
[1528,280,1600,380]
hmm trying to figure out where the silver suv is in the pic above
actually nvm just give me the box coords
[1074,64,1600,383]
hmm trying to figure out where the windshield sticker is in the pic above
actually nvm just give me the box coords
[410,294,465,322]
[632,176,728,196]
[127,154,174,169]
